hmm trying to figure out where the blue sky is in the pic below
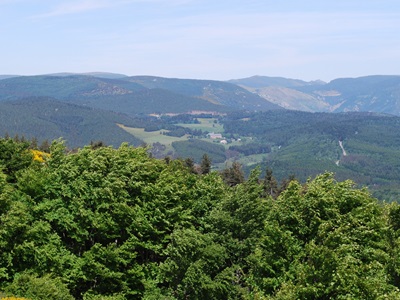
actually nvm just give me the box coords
[1,0,399,81]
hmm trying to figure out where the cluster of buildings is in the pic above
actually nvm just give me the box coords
[207,132,227,144]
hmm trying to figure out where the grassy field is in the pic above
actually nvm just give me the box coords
[119,123,261,167]
[118,125,189,145]
[176,118,224,133]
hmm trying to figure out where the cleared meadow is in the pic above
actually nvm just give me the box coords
[117,124,189,145]
[176,118,224,133]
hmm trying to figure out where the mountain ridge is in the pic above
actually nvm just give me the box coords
[231,75,400,115]
[0,74,281,113]
[2,73,400,115]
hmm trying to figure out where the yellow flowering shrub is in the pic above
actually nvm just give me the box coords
[30,149,50,163]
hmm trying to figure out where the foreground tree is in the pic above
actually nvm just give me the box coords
[248,173,400,299]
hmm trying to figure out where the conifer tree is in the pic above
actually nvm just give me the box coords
[221,161,245,186]
[263,167,278,198]
[200,153,211,174]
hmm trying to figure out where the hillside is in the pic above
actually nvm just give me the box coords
[70,88,228,116]
[220,110,400,200]
[0,74,280,114]
[0,75,145,100]
[232,75,400,115]
[125,76,281,111]
[0,97,143,148]
[242,86,329,112]
[229,75,325,88]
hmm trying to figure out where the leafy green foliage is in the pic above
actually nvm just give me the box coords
[2,139,400,299]
[0,137,33,182]
[5,273,73,300]
[248,173,398,298]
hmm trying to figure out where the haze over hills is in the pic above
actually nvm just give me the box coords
[229,75,326,88]
[0,74,280,114]
[2,73,400,115]
[231,75,400,114]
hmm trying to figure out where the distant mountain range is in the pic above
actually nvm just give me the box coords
[0,74,280,115]
[2,73,400,115]
[230,75,400,114]
[1,72,400,148]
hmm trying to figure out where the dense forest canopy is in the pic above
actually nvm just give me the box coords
[2,137,400,299]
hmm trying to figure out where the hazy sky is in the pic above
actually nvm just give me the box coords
[1,0,399,81]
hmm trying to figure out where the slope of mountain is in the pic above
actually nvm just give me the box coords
[124,76,281,111]
[231,75,400,115]
[0,75,280,113]
[0,97,143,148]
[307,75,400,113]
[0,75,145,100]
[229,75,325,88]
[72,88,228,115]
[243,86,329,112]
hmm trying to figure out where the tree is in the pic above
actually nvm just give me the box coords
[5,273,73,300]
[160,228,232,299]
[200,154,211,174]
[221,161,245,187]
[0,137,33,182]
[262,167,278,198]
[249,173,399,299]
[184,157,196,174]
[278,174,296,195]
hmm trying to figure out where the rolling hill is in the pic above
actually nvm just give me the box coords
[0,97,143,148]
[0,74,280,114]
[124,76,281,111]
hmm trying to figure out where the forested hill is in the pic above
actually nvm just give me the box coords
[2,138,400,299]
[220,110,400,200]
[0,97,143,148]
[0,74,280,113]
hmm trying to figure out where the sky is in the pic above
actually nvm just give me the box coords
[1,0,400,82]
